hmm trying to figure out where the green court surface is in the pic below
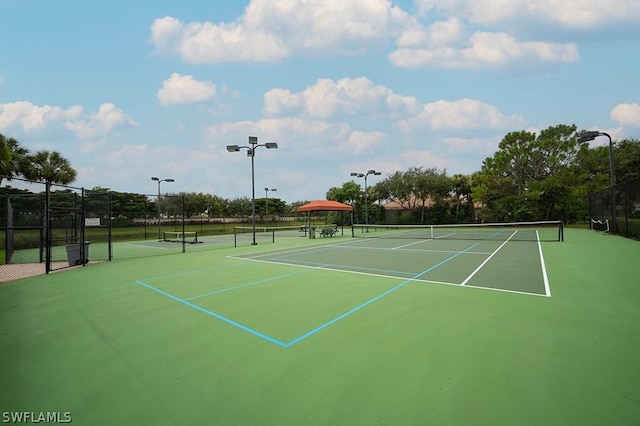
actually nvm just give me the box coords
[1,228,639,425]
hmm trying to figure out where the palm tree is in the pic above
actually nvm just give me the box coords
[25,150,77,185]
[0,133,30,186]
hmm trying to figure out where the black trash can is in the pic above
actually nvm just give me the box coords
[65,242,90,266]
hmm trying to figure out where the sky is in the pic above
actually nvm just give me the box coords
[1,0,639,203]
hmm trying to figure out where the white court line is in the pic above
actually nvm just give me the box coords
[392,239,432,250]
[227,238,356,260]
[332,244,492,255]
[234,252,547,297]
[537,230,552,297]
[460,230,518,286]
[124,242,171,250]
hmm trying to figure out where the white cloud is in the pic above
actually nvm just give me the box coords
[264,77,421,118]
[64,103,137,141]
[390,30,578,69]
[205,117,351,156]
[104,143,151,162]
[396,18,466,48]
[611,103,640,126]
[157,73,217,106]
[397,98,525,132]
[0,101,82,132]
[399,150,449,170]
[444,136,501,155]
[415,0,640,29]
[148,0,617,72]
[344,131,386,154]
[150,0,411,63]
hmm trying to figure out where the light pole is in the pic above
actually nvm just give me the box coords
[227,136,278,245]
[151,176,175,239]
[265,188,277,221]
[577,130,615,233]
[350,169,382,225]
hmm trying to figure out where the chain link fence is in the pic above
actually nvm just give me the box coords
[588,176,640,239]
[1,180,311,282]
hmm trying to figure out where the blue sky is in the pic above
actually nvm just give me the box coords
[1,0,639,202]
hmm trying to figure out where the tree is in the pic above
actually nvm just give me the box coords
[255,197,287,219]
[375,167,451,223]
[615,138,640,183]
[225,197,252,217]
[450,174,475,222]
[0,134,30,186]
[326,181,362,205]
[24,150,77,185]
[378,170,418,211]
[472,124,587,222]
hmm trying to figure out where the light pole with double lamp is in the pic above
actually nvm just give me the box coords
[350,169,382,225]
[151,176,175,239]
[227,136,278,245]
[577,130,616,233]
[265,188,277,221]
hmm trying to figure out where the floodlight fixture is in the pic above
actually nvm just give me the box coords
[226,136,280,244]
[265,188,277,219]
[151,176,175,239]
[350,169,383,225]
[577,131,602,143]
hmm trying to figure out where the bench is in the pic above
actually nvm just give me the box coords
[319,226,338,237]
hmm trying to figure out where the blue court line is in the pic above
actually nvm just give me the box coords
[135,243,477,348]
[284,243,478,347]
[140,262,246,282]
[184,269,313,301]
[135,279,288,348]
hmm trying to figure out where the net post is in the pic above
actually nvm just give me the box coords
[181,195,186,253]
[559,221,564,242]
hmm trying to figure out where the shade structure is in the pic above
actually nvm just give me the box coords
[297,200,353,212]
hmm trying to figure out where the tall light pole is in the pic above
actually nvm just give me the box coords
[265,188,277,221]
[227,136,278,245]
[350,169,382,225]
[577,130,616,233]
[151,176,175,239]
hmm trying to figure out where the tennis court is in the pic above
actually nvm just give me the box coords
[1,226,639,425]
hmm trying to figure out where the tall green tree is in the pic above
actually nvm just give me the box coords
[24,150,77,185]
[472,124,587,222]
[326,181,362,205]
[615,138,640,183]
[0,134,30,186]
[375,167,451,223]
[451,174,475,222]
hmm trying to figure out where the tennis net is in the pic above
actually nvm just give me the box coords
[351,221,564,242]
[163,231,200,244]
[233,225,308,246]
